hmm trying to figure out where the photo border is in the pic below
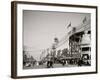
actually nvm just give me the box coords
[11,1,98,79]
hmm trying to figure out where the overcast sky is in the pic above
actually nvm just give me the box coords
[23,10,90,61]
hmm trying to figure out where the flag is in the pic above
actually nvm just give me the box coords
[67,22,71,28]
[83,16,87,23]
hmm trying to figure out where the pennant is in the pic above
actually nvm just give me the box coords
[83,16,87,23]
[67,22,71,28]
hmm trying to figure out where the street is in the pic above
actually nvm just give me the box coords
[24,63,78,69]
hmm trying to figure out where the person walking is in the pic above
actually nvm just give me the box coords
[47,54,54,68]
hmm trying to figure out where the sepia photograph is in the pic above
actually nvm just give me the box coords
[23,10,91,69]
[11,1,97,78]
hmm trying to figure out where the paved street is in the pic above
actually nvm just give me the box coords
[24,63,78,69]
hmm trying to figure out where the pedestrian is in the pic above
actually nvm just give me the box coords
[47,54,54,68]
[50,57,54,68]
[78,59,82,66]
[62,59,66,66]
[47,54,51,68]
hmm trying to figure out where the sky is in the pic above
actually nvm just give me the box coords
[23,10,90,61]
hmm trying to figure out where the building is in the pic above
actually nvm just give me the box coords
[68,17,91,65]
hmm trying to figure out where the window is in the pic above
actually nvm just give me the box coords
[81,47,90,51]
